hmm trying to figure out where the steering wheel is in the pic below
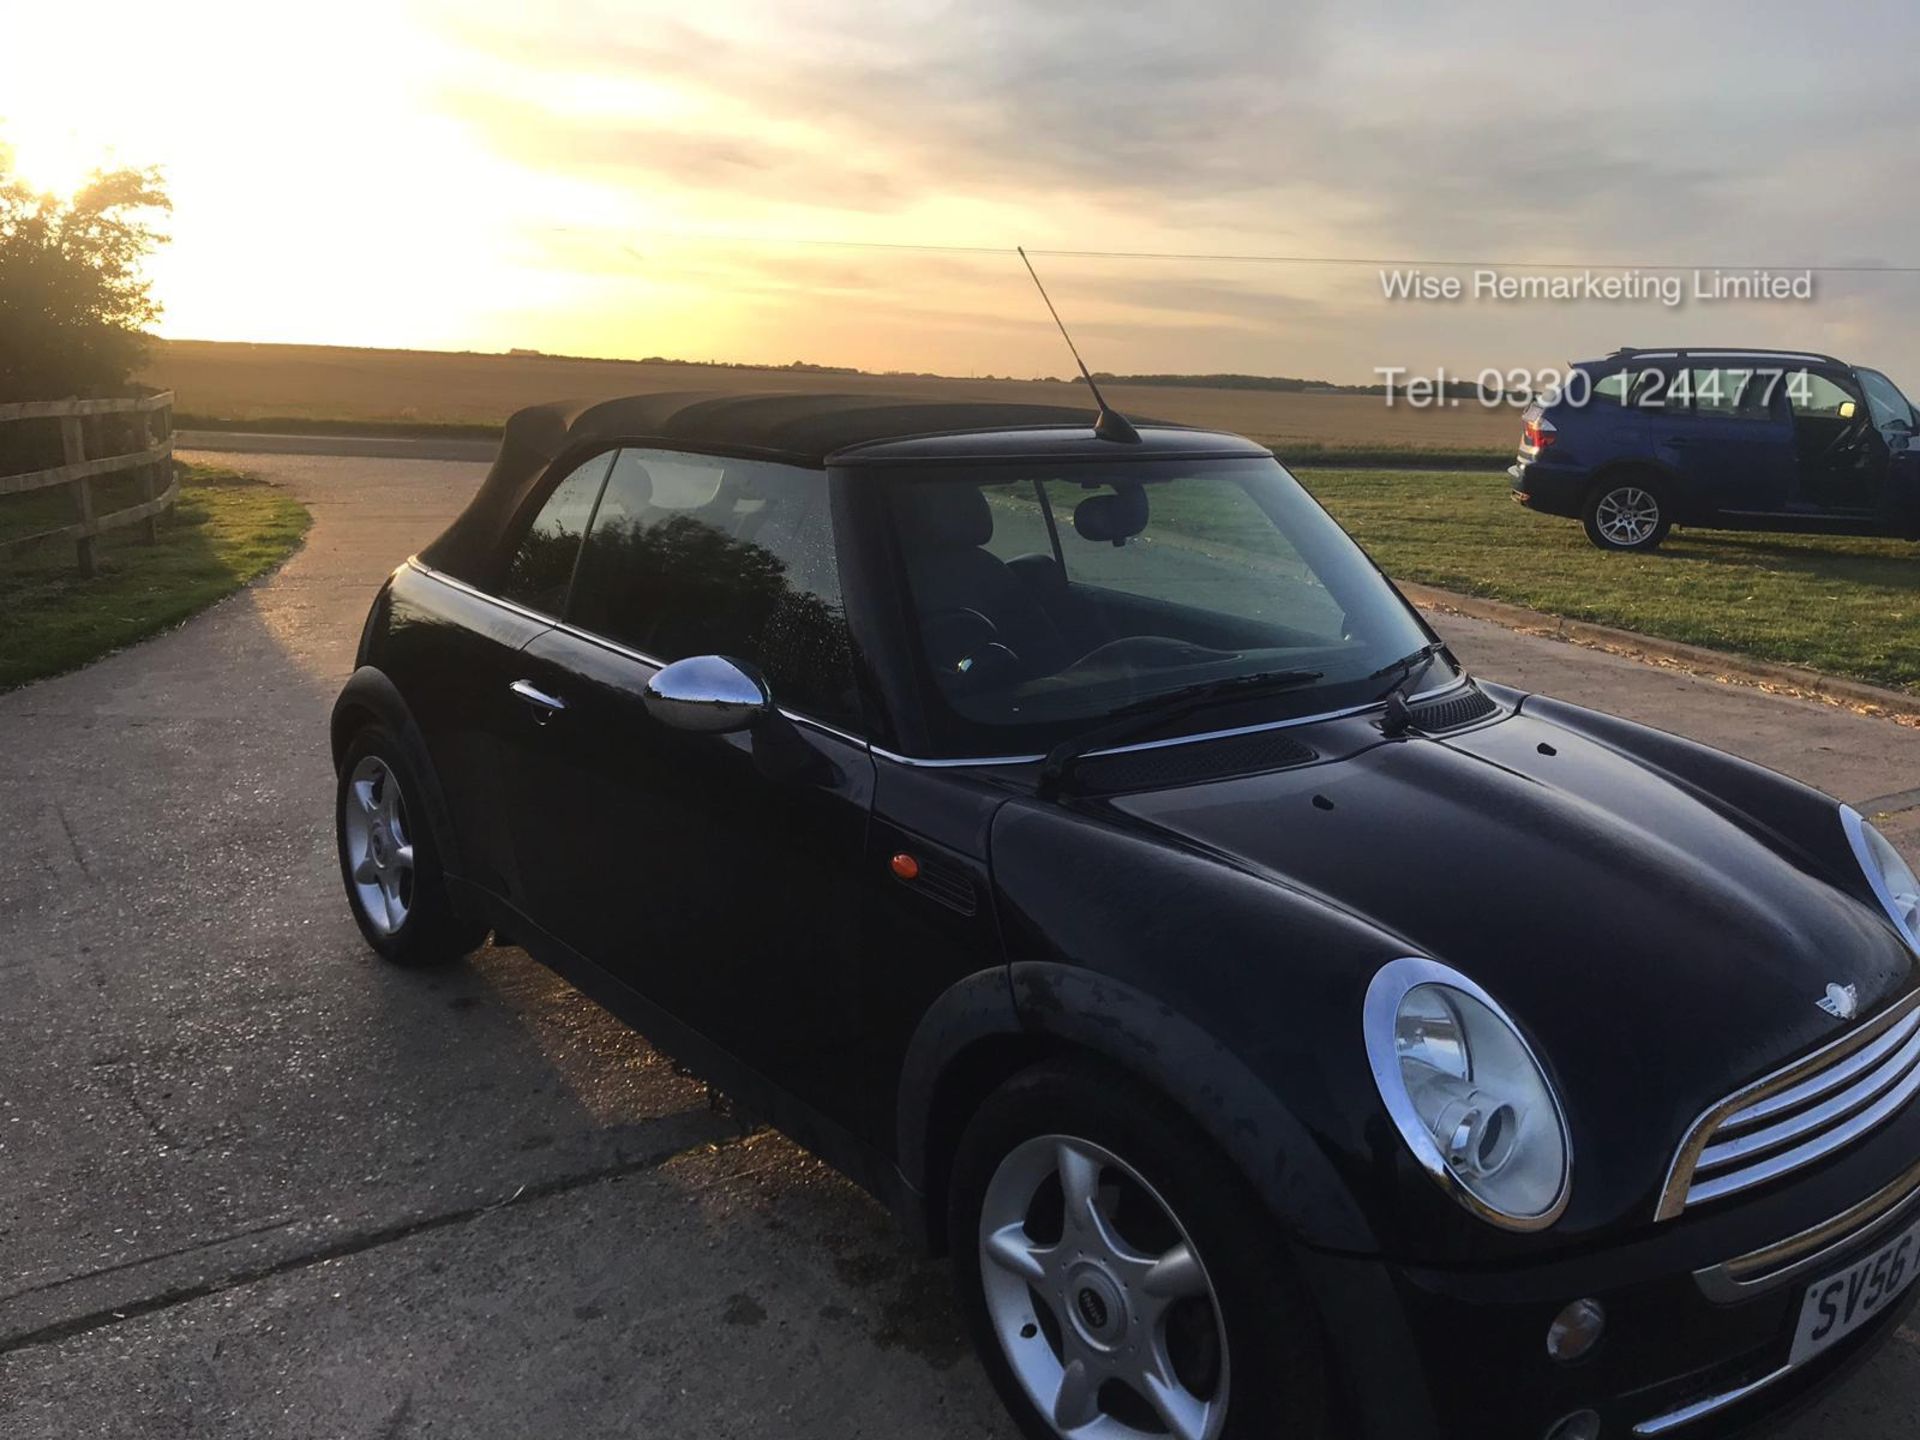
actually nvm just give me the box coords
[1817,410,1872,466]
[1064,635,1241,674]
[924,607,1022,682]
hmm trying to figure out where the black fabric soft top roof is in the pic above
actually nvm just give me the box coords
[556,390,1120,465]
[417,389,1133,581]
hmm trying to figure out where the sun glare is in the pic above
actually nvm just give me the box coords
[0,121,114,202]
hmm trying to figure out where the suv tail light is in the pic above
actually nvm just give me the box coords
[1524,416,1557,450]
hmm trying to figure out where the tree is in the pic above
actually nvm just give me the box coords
[0,155,170,403]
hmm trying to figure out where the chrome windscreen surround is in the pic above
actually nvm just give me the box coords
[1656,991,1920,1221]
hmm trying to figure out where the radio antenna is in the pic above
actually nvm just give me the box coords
[1017,246,1141,444]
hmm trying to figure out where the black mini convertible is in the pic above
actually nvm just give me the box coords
[332,393,1920,1440]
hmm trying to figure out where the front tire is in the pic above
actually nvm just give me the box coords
[949,1059,1329,1440]
[1582,475,1672,551]
[335,725,484,965]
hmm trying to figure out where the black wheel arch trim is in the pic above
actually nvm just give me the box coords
[329,665,466,880]
[894,965,1022,1220]
[894,961,1380,1256]
[895,963,1425,1440]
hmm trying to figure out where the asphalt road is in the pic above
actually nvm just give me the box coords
[1,448,1915,1437]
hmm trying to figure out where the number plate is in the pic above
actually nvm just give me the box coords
[1789,1218,1920,1367]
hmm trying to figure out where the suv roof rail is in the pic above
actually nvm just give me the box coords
[1607,346,1846,367]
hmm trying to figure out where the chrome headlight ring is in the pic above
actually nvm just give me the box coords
[1841,805,1920,954]
[1364,957,1573,1232]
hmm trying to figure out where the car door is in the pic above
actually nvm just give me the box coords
[1786,368,1880,513]
[400,447,614,903]
[1670,365,1797,518]
[501,447,878,1120]
[1628,365,1702,512]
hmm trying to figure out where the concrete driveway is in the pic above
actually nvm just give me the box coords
[1,448,1915,1437]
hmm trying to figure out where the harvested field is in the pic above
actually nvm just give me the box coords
[142,340,1521,458]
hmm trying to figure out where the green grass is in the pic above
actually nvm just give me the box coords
[1292,469,1920,695]
[1273,443,1511,470]
[0,471,159,547]
[0,464,310,690]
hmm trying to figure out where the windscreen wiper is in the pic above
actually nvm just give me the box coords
[1037,668,1324,798]
[1369,640,1452,736]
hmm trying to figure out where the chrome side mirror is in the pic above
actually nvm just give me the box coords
[643,655,772,734]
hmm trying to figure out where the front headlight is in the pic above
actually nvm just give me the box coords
[1364,958,1571,1231]
[1842,806,1920,952]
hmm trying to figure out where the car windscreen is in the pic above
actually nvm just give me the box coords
[883,455,1438,753]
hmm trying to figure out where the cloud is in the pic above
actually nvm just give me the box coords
[410,0,1920,380]
[437,91,906,211]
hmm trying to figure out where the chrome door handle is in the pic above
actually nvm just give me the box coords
[510,679,568,722]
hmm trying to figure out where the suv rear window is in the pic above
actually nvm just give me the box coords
[1588,370,1628,404]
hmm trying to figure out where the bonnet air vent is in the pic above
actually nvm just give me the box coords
[1073,730,1317,794]
[1409,684,1499,733]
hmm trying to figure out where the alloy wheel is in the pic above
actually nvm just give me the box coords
[341,755,415,935]
[1595,486,1661,546]
[979,1134,1230,1440]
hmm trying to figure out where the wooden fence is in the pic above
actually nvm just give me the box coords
[0,392,177,576]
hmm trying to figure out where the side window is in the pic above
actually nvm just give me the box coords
[979,482,1060,563]
[1786,370,1859,419]
[497,451,615,615]
[1627,367,1688,413]
[1690,368,1772,420]
[568,449,858,726]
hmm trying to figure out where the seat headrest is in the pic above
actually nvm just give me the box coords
[1073,484,1149,545]
[895,484,993,549]
[595,454,653,519]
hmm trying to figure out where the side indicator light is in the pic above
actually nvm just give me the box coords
[890,853,921,881]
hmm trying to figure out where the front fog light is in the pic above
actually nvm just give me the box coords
[1547,1298,1606,1362]
[1543,1410,1601,1440]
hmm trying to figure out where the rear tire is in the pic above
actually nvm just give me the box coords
[949,1058,1329,1440]
[1582,474,1672,551]
[335,725,484,966]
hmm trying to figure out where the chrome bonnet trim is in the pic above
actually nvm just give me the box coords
[1656,989,1920,1221]
[1724,1006,1920,1129]
[1696,1023,1920,1170]
[1695,1155,1920,1303]
[1689,1060,1920,1211]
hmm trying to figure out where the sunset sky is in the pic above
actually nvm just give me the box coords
[7,0,1917,384]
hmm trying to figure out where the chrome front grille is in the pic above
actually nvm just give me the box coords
[1658,991,1920,1220]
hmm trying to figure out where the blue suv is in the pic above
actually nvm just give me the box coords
[1509,348,1920,550]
